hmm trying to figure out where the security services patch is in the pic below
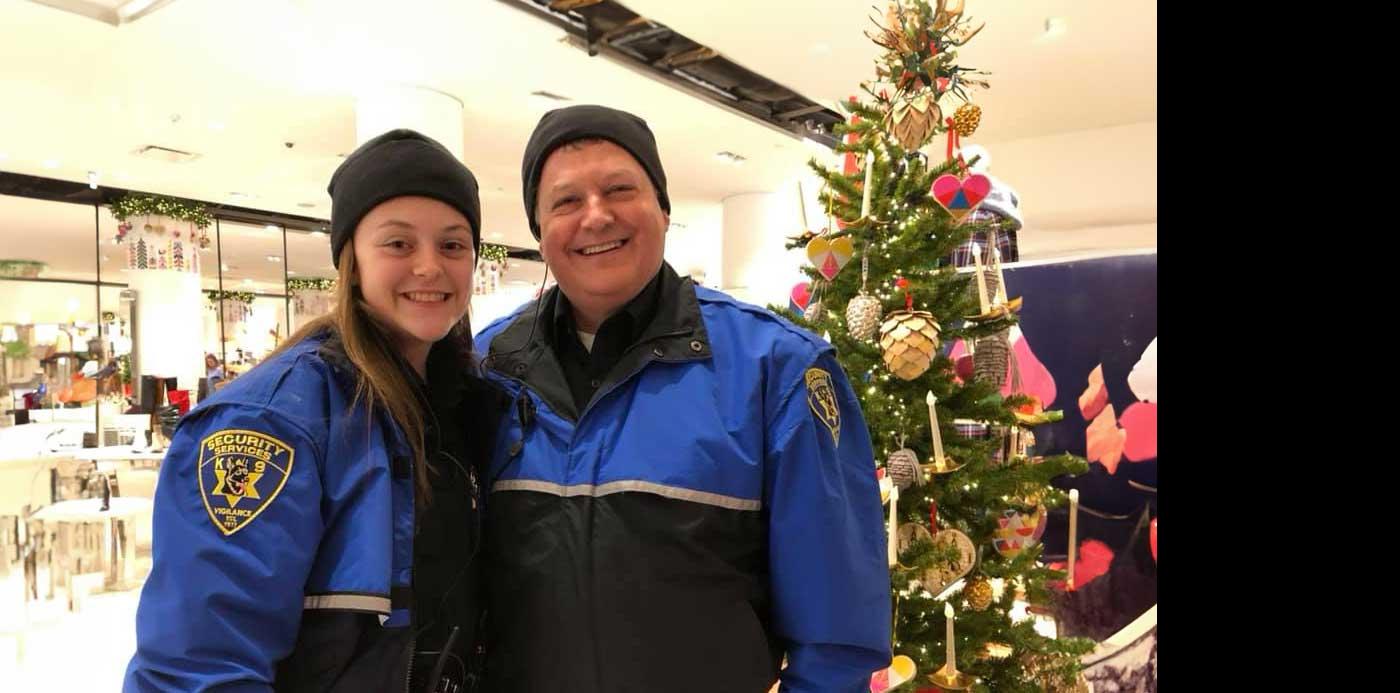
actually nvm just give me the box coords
[805,368,841,446]
[198,429,295,536]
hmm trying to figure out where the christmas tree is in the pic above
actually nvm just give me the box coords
[780,2,1094,690]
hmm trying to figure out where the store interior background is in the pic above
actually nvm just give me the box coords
[0,0,1156,688]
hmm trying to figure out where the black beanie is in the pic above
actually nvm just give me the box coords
[520,104,669,239]
[326,129,482,268]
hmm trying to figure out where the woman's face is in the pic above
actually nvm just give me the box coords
[351,196,475,361]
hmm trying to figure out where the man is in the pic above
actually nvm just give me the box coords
[476,105,890,692]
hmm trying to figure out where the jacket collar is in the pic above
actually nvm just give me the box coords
[485,262,711,421]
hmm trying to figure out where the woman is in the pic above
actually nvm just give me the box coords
[124,129,506,692]
[205,353,225,388]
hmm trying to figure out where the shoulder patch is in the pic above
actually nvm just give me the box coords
[805,368,841,446]
[198,429,295,536]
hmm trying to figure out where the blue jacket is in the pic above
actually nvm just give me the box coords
[476,264,892,693]
[124,333,436,691]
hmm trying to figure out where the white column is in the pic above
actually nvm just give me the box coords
[719,192,809,307]
[355,83,464,158]
[126,270,204,396]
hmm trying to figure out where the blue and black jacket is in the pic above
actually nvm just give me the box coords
[475,263,892,693]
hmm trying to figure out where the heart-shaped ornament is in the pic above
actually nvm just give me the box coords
[992,505,1047,558]
[806,235,855,281]
[919,529,975,596]
[790,282,812,314]
[869,655,917,692]
[930,173,992,223]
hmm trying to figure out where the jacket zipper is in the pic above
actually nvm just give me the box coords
[405,443,421,693]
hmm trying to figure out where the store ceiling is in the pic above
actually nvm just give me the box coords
[0,0,1156,255]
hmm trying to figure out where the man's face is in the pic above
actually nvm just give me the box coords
[534,140,667,321]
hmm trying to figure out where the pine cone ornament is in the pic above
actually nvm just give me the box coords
[953,103,982,137]
[886,448,922,490]
[845,292,883,341]
[803,300,826,323]
[891,97,940,151]
[964,576,993,611]
[879,310,941,380]
[973,329,1010,388]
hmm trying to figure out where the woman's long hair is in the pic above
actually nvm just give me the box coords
[268,242,473,497]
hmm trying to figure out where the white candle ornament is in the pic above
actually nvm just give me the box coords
[926,391,946,467]
[861,150,874,218]
[944,602,958,675]
[1068,489,1080,589]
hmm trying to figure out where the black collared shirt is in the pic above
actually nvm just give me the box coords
[549,268,665,411]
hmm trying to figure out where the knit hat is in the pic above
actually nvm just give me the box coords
[327,129,482,267]
[520,104,668,239]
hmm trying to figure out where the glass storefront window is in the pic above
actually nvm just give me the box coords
[208,220,289,377]
[285,227,336,332]
[0,194,102,438]
[0,185,374,440]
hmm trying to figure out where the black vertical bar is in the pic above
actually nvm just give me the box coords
[280,224,291,335]
[215,218,226,371]
[93,203,102,443]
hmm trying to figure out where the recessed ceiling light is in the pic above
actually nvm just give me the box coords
[287,269,298,275]
[1039,17,1068,41]
[296,202,317,209]
[221,263,231,272]
[487,231,505,240]
[229,192,254,201]
[310,230,327,238]
[242,278,254,286]
[265,224,279,232]
[43,159,60,169]
[208,121,226,131]
[101,255,109,262]
[0,152,8,161]
[87,171,99,189]
[266,255,282,263]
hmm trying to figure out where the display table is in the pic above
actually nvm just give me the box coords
[29,497,153,597]
[70,446,166,468]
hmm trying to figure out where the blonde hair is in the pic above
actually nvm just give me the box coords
[268,242,474,498]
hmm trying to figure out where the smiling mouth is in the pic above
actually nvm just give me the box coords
[402,291,450,303]
[577,239,628,256]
